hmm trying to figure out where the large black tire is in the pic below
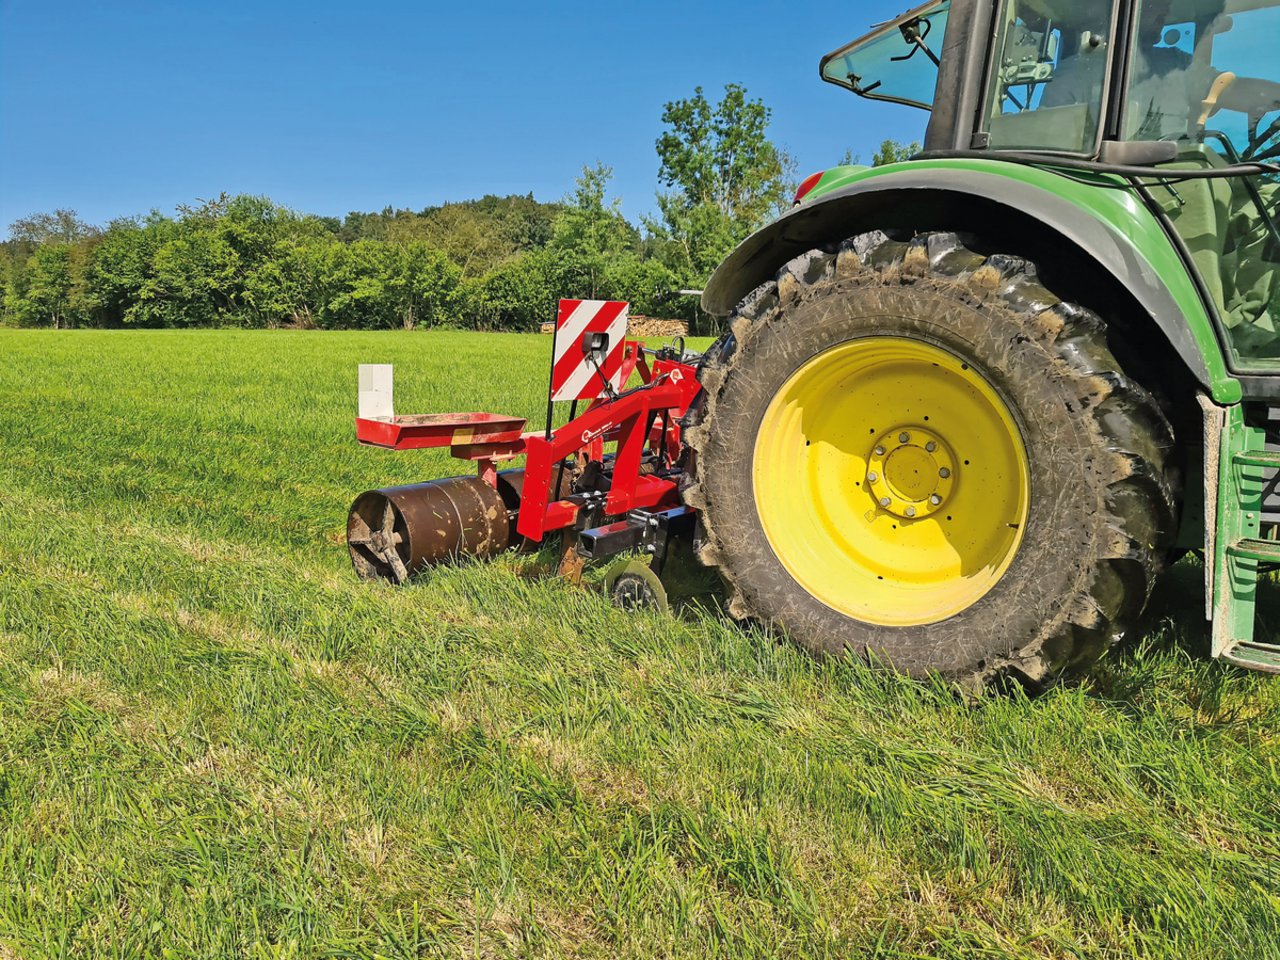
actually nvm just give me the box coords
[684,231,1179,686]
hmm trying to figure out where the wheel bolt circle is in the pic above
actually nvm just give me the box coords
[867,426,955,520]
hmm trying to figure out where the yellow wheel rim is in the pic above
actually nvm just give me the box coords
[753,337,1030,627]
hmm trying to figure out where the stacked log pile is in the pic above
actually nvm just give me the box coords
[540,314,689,337]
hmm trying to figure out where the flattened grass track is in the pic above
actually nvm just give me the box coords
[0,329,1278,958]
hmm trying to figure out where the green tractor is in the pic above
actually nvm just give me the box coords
[686,0,1280,683]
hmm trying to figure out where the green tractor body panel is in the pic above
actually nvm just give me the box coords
[705,157,1243,404]
[1208,400,1280,672]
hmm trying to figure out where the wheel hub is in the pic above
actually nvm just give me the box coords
[752,336,1030,627]
[865,427,956,519]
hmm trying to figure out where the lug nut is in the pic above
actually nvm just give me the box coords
[867,472,879,483]
[874,445,886,457]
[879,497,892,508]
[930,494,943,506]
[905,506,917,518]
[899,432,910,444]
[926,441,937,453]
[939,468,951,479]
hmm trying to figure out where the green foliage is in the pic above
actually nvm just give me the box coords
[242,233,341,330]
[4,243,86,328]
[2,187,653,331]
[340,195,560,272]
[542,164,672,310]
[326,240,463,330]
[0,328,1277,958]
[82,217,173,327]
[655,84,790,226]
[650,85,792,331]
[839,139,921,168]
[600,255,678,315]
[467,248,557,331]
[6,208,99,247]
[872,139,921,166]
[2,209,99,328]
[386,204,512,280]
[3,197,475,330]
[147,229,243,327]
[1,84,798,333]
[450,193,560,252]
[550,164,638,262]
[463,165,677,331]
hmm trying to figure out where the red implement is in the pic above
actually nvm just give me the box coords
[355,412,527,451]
[348,340,702,583]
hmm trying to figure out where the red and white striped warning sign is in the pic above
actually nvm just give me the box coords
[550,299,630,402]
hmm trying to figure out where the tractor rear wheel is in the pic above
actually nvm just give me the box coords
[685,232,1178,686]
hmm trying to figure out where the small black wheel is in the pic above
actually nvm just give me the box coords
[604,560,669,614]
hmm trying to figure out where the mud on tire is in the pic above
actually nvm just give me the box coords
[684,231,1179,687]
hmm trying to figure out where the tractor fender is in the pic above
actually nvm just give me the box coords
[702,164,1234,399]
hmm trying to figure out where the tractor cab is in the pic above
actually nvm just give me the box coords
[821,0,1280,368]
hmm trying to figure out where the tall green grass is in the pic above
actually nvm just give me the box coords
[0,329,1277,959]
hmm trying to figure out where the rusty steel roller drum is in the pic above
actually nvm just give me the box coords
[347,470,529,584]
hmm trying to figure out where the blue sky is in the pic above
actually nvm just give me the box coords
[0,0,928,230]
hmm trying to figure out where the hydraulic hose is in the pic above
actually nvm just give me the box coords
[914,149,1280,182]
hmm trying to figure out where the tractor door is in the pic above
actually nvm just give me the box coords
[979,0,1121,154]
[1118,0,1280,370]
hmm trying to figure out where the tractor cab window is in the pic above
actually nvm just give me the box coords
[983,0,1118,153]
[1126,0,1280,365]
[820,1,950,110]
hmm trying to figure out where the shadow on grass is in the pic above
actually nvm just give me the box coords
[1121,552,1280,659]
[1087,553,1280,718]
[1131,555,1215,657]
[449,537,1270,713]
[510,538,729,614]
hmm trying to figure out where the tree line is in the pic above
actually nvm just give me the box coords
[1,83,917,335]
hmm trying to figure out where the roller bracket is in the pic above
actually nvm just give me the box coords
[577,505,696,569]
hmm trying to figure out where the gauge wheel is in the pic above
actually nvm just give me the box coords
[605,559,669,615]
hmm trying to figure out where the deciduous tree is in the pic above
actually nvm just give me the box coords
[650,84,791,316]
[7,209,99,246]
[7,244,86,328]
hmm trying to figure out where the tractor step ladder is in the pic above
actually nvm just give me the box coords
[1209,403,1280,672]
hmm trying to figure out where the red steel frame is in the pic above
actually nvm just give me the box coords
[355,340,701,542]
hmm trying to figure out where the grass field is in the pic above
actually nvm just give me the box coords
[1,329,1278,959]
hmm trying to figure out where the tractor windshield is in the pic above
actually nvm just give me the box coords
[820,1,950,110]
[1125,0,1280,365]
